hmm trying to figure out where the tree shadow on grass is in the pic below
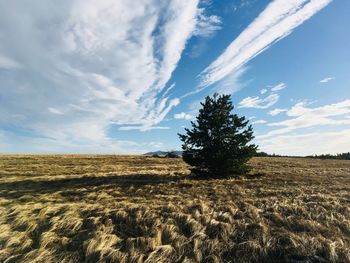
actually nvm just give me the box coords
[0,170,266,200]
[186,169,265,180]
[0,173,187,200]
[242,172,266,179]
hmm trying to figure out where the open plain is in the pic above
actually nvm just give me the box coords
[0,155,349,262]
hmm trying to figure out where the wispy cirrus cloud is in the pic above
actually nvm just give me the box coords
[260,88,268,94]
[174,112,193,120]
[193,12,222,38]
[320,76,335,83]
[162,83,176,98]
[238,93,279,109]
[0,132,164,154]
[199,0,332,88]
[271,82,286,92]
[258,99,350,139]
[269,108,288,116]
[0,55,22,69]
[239,81,285,109]
[259,129,350,156]
[258,99,350,155]
[0,0,221,152]
[252,119,267,125]
[118,126,170,131]
[48,107,64,115]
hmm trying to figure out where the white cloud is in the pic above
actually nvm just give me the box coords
[258,100,350,156]
[199,0,332,88]
[193,12,222,37]
[174,112,193,120]
[118,126,170,131]
[181,66,248,98]
[238,94,279,109]
[320,77,335,83]
[269,108,288,116]
[0,0,204,151]
[252,119,267,125]
[271,82,286,92]
[260,88,267,94]
[287,100,350,117]
[259,129,350,156]
[48,107,64,115]
[0,55,22,69]
[0,129,164,154]
[258,99,350,139]
[162,83,176,97]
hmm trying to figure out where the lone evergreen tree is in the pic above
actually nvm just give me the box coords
[178,93,257,177]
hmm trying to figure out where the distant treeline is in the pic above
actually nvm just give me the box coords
[306,152,350,160]
[144,151,182,158]
[255,151,350,160]
[145,151,350,160]
[255,152,283,157]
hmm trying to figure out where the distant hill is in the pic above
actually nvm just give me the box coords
[144,150,182,157]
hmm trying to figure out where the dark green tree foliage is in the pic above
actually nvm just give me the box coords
[178,93,257,177]
[308,152,350,160]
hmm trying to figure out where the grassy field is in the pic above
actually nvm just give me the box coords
[0,155,349,263]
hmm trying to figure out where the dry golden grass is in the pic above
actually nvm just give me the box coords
[0,155,349,262]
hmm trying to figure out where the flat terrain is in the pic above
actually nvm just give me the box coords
[0,155,349,263]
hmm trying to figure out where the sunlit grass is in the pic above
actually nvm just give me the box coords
[0,155,349,262]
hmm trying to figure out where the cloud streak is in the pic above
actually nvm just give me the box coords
[0,55,22,69]
[199,0,332,88]
[0,0,222,151]
[320,77,335,83]
[252,119,267,125]
[271,83,286,92]
[269,108,288,116]
[193,12,222,38]
[174,112,193,120]
[258,99,350,155]
[258,99,350,139]
[259,129,350,156]
[238,94,279,109]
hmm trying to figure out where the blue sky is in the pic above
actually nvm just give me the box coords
[1,0,349,155]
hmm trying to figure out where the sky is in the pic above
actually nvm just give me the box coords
[0,0,349,155]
